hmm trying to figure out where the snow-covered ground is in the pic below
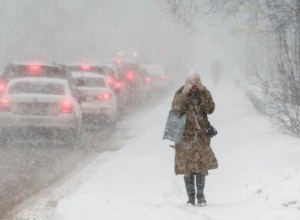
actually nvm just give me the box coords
[11,80,300,220]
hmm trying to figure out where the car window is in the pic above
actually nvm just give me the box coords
[90,67,106,75]
[4,65,65,79]
[8,81,65,95]
[67,66,106,76]
[74,78,106,88]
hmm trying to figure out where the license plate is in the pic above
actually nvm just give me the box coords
[18,103,49,116]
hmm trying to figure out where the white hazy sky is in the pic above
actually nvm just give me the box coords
[0,0,249,82]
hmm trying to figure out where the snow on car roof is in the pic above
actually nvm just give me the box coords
[70,71,107,79]
[8,77,68,85]
[67,63,112,68]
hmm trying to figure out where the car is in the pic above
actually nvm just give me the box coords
[67,63,119,89]
[67,62,129,110]
[141,64,169,92]
[114,62,150,105]
[70,71,118,126]
[0,77,82,144]
[115,62,146,89]
[0,62,72,97]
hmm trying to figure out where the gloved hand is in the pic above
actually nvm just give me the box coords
[182,80,193,94]
[195,78,205,91]
[183,71,205,94]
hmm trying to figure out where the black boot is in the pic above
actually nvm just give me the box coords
[184,174,195,205]
[196,173,207,206]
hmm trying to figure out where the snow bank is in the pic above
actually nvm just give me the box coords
[18,80,300,220]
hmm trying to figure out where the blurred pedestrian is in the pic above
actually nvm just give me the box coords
[171,71,218,206]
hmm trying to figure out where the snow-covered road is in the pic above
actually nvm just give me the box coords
[10,81,300,220]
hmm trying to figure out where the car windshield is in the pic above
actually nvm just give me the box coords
[75,78,106,88]
[8,81,65,95]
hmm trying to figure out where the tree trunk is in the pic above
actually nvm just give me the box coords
[296,0,300,77]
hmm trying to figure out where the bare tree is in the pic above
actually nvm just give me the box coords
[163,0,300,136]
[162,0,229,27]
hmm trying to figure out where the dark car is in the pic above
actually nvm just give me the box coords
[67,63,119,89]
[67,62,129,109]
[141,64,169,92]
[0,62,72,96]
[114,62,150,100]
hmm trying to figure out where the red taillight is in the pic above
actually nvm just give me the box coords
[0,98,10,112]
[80,64,92,71]
[0,80,7,93]
[160,75,167,80]
[114,80,123,90]
[60,99,73,113]
[97,92,112,100]
[145,76,151,83]
[125,71,135,81]
[115,59,122,65]
[107,76,114,85]
[27,64,42,74]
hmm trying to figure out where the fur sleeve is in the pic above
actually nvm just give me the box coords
[200,88,215,114]
[171,90,188,115]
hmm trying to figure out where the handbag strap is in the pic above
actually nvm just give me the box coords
[189,104,209,144]
[191,109,201,131]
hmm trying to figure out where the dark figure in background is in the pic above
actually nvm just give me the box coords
[210,59,223,86]
[171,71,218,206]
